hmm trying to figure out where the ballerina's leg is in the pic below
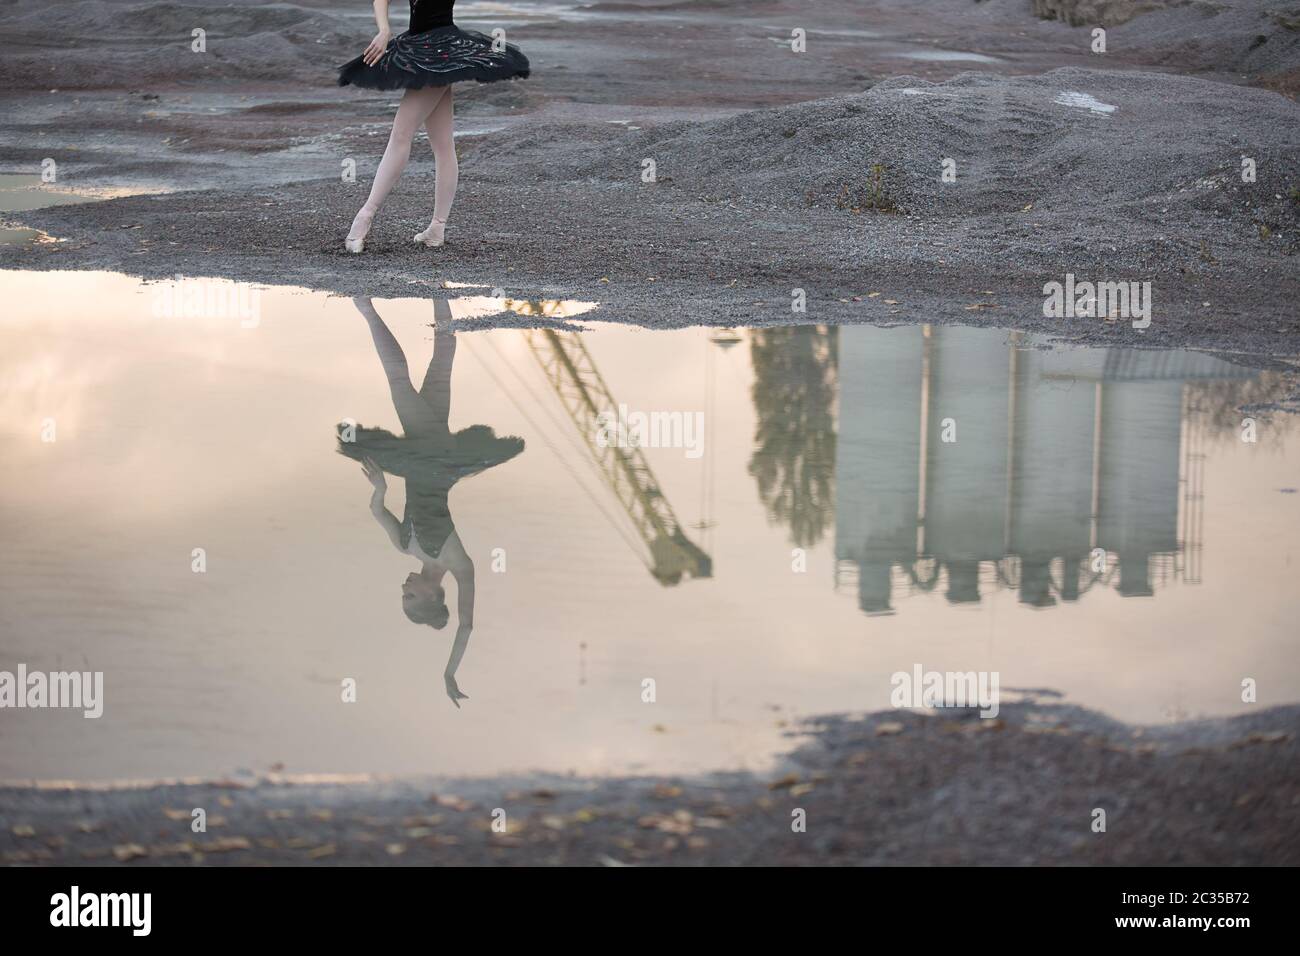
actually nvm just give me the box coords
[415,86,457,245]
[354,298,441,436]
[347,86,446,244]
[419,314,457,428]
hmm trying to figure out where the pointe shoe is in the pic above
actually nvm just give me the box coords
[345,208,374,254]
[413,218,446,247]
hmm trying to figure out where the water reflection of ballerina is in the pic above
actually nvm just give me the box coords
[338,297,524,707]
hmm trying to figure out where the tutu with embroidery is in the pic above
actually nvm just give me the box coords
[338,0,530,90]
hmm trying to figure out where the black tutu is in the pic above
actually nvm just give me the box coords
[336,423,524,481]
[338,25,530,90]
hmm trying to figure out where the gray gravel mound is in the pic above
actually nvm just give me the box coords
[1111,0,1300,84]
[0,0,359,90]
[550,67,1299,234]
[1032,0,1186,28]
[1024,0,1300,87]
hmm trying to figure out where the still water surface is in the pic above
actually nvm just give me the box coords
[1,272,1296,781]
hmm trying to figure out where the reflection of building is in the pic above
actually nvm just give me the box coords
[834,326,1252,614]
[925,328,1012,605]
[835,327,923,614]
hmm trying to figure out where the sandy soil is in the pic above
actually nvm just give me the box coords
[2,701,1297,866]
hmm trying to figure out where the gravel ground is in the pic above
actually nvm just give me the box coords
[5,66,1298,356]
[2,702,1297,866]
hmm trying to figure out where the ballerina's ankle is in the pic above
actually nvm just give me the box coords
[347,207,377,242]
[413,218,447,245]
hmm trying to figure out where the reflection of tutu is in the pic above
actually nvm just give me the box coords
[338,24,530,90]
[336,423,524,480]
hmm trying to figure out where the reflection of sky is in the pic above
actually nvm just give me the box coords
[1,271,1297,783]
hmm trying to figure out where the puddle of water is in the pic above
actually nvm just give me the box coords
[0,174,151,246]
[892,50,1003,64]
[0,226,45,246]
[766,28,884,41]
[0,272,1296,782]
[0,176,93,247]
[0,174,147,210]
[0,174,101,216]
[1053,91,1117,115]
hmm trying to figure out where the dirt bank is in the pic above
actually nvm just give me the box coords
[1030,0,1300,93]
[3,701,1296,866]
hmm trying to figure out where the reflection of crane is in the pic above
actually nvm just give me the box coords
[524,329,713,586]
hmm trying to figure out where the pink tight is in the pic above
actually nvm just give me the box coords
[347,85,458,242]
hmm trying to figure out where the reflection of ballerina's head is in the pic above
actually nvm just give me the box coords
[338,422,523,631]
[402,571,450,629]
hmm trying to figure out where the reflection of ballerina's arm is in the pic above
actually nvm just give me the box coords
[369,488,403,550]
[444,563,474,679]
